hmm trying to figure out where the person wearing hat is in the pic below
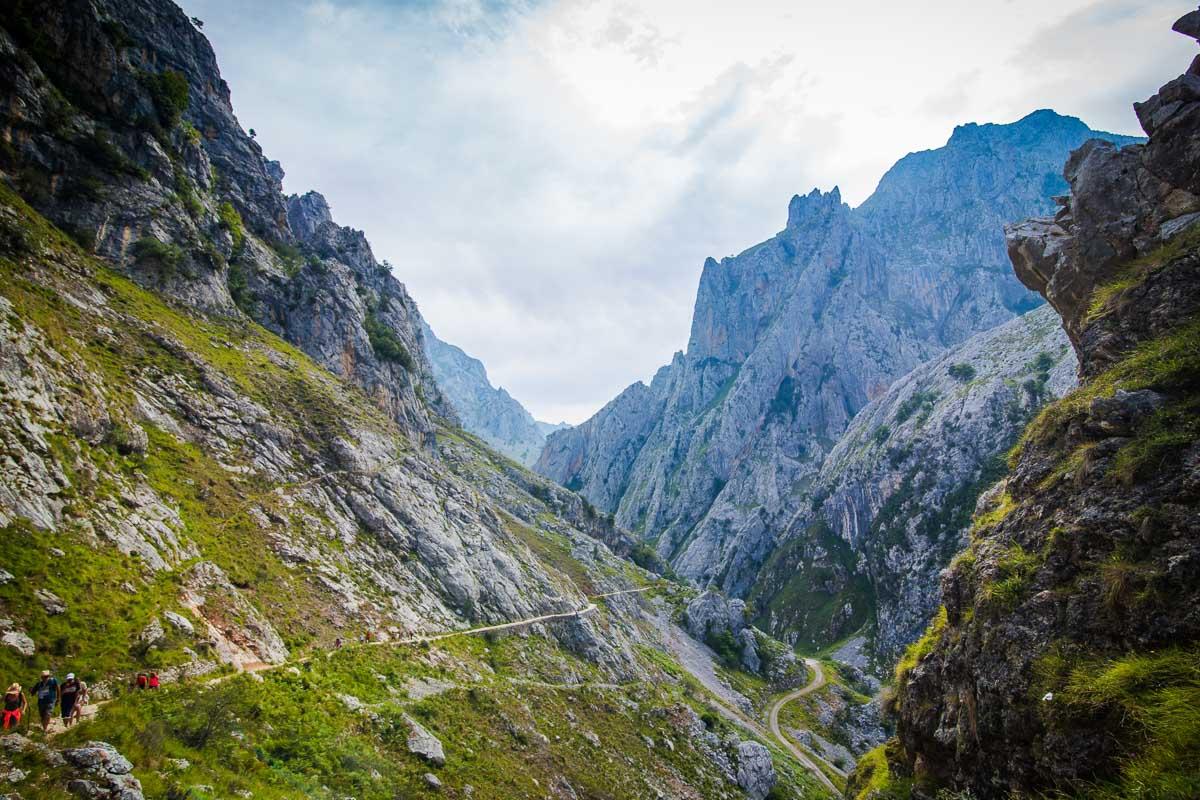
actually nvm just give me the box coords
[2,683,27,730]
[30,670,58,733]
[59,673,84,727]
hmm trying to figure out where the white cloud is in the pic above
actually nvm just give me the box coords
[182,0,1194,423]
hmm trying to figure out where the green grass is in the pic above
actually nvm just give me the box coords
[979,543,1041,610]
[845,742,912,800]
[1012,318,1200,464]
[894,606,946,685]
[1047,648,1200,799]
[1085,224,1200,324]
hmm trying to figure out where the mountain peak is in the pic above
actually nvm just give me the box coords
[785,186,844,229]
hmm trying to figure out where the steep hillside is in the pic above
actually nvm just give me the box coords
[749,305,1075,663]
[0,0,452,443]
[537,108,1130,657]
[855,14,1200,799]
[0,1,837,798]
[423,322,567,466]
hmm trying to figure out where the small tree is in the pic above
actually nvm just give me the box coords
[948,363,976,382]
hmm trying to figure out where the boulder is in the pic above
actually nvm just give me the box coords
[63,742,133,775]
[404,715,445,766]
[35,590,66,616]
[162,611,195,635]
[1,632,34,657]
[734,742,777,800]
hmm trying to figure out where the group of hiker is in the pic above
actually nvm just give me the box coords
[3,670,88,733]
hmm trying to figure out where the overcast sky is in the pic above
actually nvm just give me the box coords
[181,0,1193,423]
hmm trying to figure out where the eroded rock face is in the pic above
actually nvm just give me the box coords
[0,0,449,442]
[887,17,1200,798]
[537,111,1136,648]
[749,304,1075,663]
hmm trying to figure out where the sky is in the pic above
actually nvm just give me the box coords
[181,0,1194,424]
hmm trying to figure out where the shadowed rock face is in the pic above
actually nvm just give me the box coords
[885,16,1200,798]
[537,109,1135,651]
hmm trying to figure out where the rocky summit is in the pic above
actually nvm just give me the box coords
[536,106,1135,664]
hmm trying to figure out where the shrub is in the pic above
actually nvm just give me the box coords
[227,259,252,314]
[142,69,189,128]
[131,236,182,273]
[948,363,976,382]
[705,626,741,669]
[364,311,415,370]
[217,201,245,253]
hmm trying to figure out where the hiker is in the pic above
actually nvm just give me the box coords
[135,672,148,690]
[58,671,83,729]
[334,637,342,649]
[31,670,58,733]
[69,678,88,725]
[2,684,27,730]
[148,672,160,689]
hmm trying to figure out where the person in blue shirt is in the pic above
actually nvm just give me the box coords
[30,670,58,733]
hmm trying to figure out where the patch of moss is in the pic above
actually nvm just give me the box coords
[894,606,946,685]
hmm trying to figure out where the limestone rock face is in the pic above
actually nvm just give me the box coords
[423,323,566,466]
[749,304,1075,662]
[887,17,1200,798]
[538,109,1127,659]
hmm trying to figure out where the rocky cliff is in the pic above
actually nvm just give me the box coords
[422,322,567,465]
[0,0,451,442]
[537,109,1133,653]
[749,304,1075,664]
[861,13,1200,799]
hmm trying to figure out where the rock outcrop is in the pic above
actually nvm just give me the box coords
[422,322,566,465]
[876,14,1200,799]
[539,112,1121,661]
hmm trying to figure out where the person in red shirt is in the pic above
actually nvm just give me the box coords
[148,673,160,689]
[2,684,27,730]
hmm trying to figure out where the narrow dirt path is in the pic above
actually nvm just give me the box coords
[49,587,654,735]
[767,658,848,780]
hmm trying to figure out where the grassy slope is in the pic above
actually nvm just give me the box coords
[0,187,832,799]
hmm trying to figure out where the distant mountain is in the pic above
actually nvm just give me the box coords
[423,323,568,465]
[537,110,1140,657]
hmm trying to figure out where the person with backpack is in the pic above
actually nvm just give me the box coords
[31,670,58,733]
[135,672,148,690]
[2,684,27,730]
[59,673,84,727]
